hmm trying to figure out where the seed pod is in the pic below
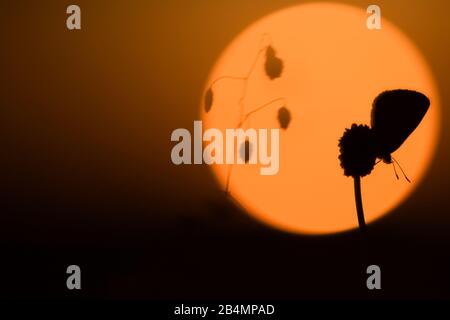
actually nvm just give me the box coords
[265,46,284,80]
[277,106,291,129]
[204,87,213,113]
[239,140,252,163]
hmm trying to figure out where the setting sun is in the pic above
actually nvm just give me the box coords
[202,2,440,235]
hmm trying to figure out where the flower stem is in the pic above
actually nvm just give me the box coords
[225,164,233,194]
[353,175,367,233]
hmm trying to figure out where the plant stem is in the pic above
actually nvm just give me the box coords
[225,164,233,194]
[353,175,367,233]
[236,97,286,128]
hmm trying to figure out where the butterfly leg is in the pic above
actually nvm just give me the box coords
[392,157,411,183]
[392,162,400,180]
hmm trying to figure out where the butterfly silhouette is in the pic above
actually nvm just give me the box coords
[372,89,430,165]
[371,89,430,181]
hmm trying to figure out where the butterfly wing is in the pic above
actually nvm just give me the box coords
[371,90,430,158]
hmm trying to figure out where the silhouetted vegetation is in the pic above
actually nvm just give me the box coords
[205,34,291,193]
[338,89,430,233]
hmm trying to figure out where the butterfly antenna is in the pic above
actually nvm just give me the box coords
[391,162,400,180]
[392,157,411,183]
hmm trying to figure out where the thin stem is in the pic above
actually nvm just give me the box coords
[237,97,286,128]
[212,33,272,194]
[210,75,247,88]
[237,46,266,120]
[225,164,233,194]
[224,96,285,193]
[209,33,271,120]
[353,176,367,233]
[209,33,276,194]
[249,32,272,53]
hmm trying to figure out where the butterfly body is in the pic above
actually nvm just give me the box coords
[379,153,393,164]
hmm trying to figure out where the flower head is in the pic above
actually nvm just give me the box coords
[338,124,377,177]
